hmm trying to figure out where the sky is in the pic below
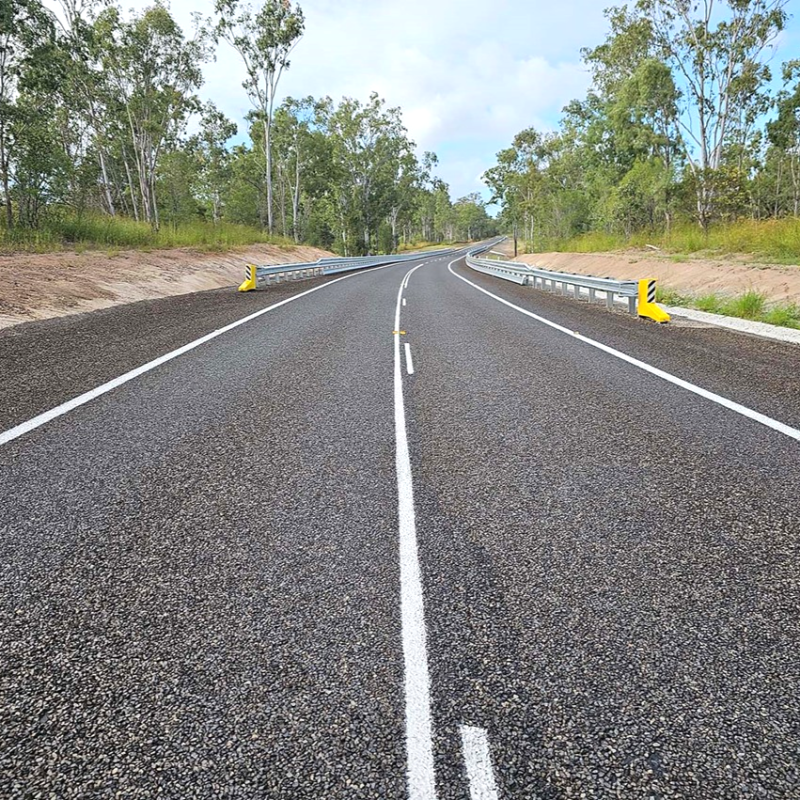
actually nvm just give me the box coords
[112,0,800,202]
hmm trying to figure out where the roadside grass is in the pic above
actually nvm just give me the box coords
[531,217,800,263]
[398,240,465,252]
[724,290,766,320]
[0,214,292,253]
[655,285,800,329]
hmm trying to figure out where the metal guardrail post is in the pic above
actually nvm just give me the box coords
[464,241,668,323]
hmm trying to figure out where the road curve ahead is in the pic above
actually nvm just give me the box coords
[1,251,799,799]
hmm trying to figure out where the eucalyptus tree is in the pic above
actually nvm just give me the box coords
[767,60,800,216]
[582,7,681,231]
[190,102,237,223]
[325,93,415,254]
[0,0,55,227]
[271,96,327,241]
[96,3,208,229]
[637,0,788,227]
[212,0,304,235]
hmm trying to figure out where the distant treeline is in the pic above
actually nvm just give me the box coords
[0,0,496,253]
[485,1,799,252]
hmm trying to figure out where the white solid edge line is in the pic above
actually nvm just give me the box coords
[460,726,500,800]
[405,342,415,375]
[448,258,800,442]
[395,265,437,799]
[0,260,407,448]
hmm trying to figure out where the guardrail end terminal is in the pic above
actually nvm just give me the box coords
[637,279,670,323]
[238,265,258,292]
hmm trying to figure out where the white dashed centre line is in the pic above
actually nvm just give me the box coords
[394,263,436,799]
[405,343,415,375]
[460,726,500,800]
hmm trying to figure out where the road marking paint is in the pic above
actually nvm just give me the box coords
[448,258,800,443]
[394,330,407,336]
[0,261,408,448]
[403,298,407,306]
[394,264,437,799]
[460,726,500,800]
[405,342,415,375]
[404,262,425,289]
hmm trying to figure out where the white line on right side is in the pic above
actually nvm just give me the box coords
[448,258,800,443]
[460,726,500,800]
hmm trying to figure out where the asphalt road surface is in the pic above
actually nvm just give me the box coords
[2,250,799,799]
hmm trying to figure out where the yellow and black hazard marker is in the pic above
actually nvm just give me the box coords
[238,265,258,292]
[637,278,670,323]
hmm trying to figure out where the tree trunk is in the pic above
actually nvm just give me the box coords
[278,164,287,237]
[0,133,12,229]
[292,146,301,243]
[96,145,116,217]
[264,95,274,235]
[123,153,140,223]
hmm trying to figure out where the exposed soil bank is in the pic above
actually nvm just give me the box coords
[0,243,333,329]
[514,250,800,304]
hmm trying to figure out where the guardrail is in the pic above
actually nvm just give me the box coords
[465,241,669,323]
[238,249,455,292]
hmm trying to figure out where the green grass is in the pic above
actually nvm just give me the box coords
[694,293,724,314]
[656,286,800,329]
[762,303,800,327]
[532,217,800,263]
[398,240,465,253]
[721,290,766,320]
[0,213,290,253]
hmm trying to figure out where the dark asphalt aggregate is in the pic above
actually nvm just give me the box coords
[407,257,800,798]
[1,265,411,798]
[1,251,799,798]
[0,276,331,431]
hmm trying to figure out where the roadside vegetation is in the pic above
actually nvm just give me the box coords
[484,1,798,266]
[530,218,800,264]
[0,0,495,257]
[0,213,293,253]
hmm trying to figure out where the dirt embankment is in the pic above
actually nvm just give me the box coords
[0,243,334,329]
[513,250,800,305]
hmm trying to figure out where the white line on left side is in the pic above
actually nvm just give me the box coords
[460,726,500,800]
[394,263,436,800]
[0,260,406,448]
[405,343,415,375]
